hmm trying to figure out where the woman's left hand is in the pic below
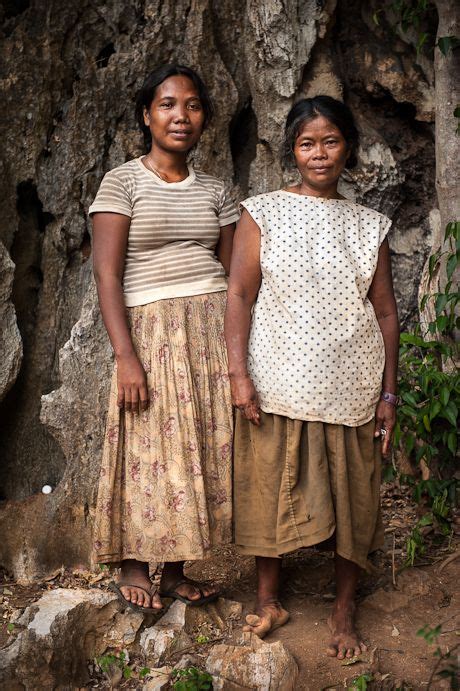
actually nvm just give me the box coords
[374,399,396,457]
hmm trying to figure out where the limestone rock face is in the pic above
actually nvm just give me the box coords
[0,241,22,401]
[142,667,173,690]
[0,588,138,689]
[40,281,113,491]
[0,0,437,579]
[206,633,299,690]
[0,282,113,581]
[140,597,243,667]
[140,601,193,666]
[245,0,322,190]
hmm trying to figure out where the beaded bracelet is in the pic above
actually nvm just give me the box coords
[381,391,399,406]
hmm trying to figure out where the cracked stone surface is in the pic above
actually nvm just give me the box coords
[0,241,22,402]
[206,632,299,690]
[0,587,143,689]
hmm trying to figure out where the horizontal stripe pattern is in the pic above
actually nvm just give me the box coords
[89,158,239,306]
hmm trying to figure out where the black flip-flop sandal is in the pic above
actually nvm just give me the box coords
[109,581,163,614]
[159,578,220,607]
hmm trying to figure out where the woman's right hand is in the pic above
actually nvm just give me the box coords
[116,353,149,413]
[230,374,261,426]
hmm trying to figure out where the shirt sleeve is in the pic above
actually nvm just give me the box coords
[239,197,265,232]
[217,183,240,227]
[88,169,133,218]
[379,214,392,245]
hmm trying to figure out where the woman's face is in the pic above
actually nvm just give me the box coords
[293,115,350,191]
[143,75,205,153]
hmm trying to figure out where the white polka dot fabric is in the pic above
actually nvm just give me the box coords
[241,190,392,426]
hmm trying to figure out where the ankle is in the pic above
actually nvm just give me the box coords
[257,594,280,607]
[333,599,355,614]
[161,562,185,581]
[121,559,148,573]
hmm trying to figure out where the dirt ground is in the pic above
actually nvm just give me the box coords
[1,480,459,690]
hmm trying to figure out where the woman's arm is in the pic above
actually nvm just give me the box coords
[92,212,149,414]
[224,210,262,425]
[368,238,400,455]
[215,222,236,274]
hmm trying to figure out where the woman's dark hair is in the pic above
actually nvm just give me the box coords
[281,95,359,170]
[135,64,214,150]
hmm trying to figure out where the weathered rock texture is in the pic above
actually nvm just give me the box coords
[207,633,299,690]
[0,241,22,401]
[0,588,133,689]
[0,0,440,578]
[0,593,281,690]
[140,597,242,667]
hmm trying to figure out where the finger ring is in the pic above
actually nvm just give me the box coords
[380,428,387,436]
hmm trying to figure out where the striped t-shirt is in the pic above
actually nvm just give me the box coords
[88,158,239,307]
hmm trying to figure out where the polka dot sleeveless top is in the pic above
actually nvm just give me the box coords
[241,190,392,426]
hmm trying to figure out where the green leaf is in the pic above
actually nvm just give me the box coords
[423,414,431,432]
[429,399,442,420]
[445,220,458,241]
[416,444,428,462]
[435,293,448,316]
[405,433,416,455]
[428,252,440,278]
[440,386,450,406]
[383,464,396,482]
[437,35,460,56]
[402,392,419,407]
[417,624,441,643]
[447,430,457,455]
[446,251,459,280]
[421,373,430,395]
[418,513,433,527]
[349,672,373,691]
[399,404,418,418]
[442,401,458,427]
[420,294,429,311]
[400,332,425,347]
[436,314,449,332]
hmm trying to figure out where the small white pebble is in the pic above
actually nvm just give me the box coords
[41,485,52,494]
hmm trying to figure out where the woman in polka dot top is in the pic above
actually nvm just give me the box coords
[225,96,400,658]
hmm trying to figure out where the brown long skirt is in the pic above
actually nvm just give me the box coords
[92,292,233,565]
[233,411,383,570]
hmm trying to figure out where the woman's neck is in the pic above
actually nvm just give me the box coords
[296,180,341,199]
[144,147,189,182]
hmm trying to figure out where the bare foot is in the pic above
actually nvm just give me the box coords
[119,559,162,610]
[243,601,290,639]
[326,602,367,659]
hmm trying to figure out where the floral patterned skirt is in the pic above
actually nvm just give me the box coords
[92,291,233,565]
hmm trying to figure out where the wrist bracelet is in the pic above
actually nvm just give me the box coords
[381,391,399,406]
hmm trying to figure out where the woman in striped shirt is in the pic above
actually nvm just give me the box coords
[90,64,238,611]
